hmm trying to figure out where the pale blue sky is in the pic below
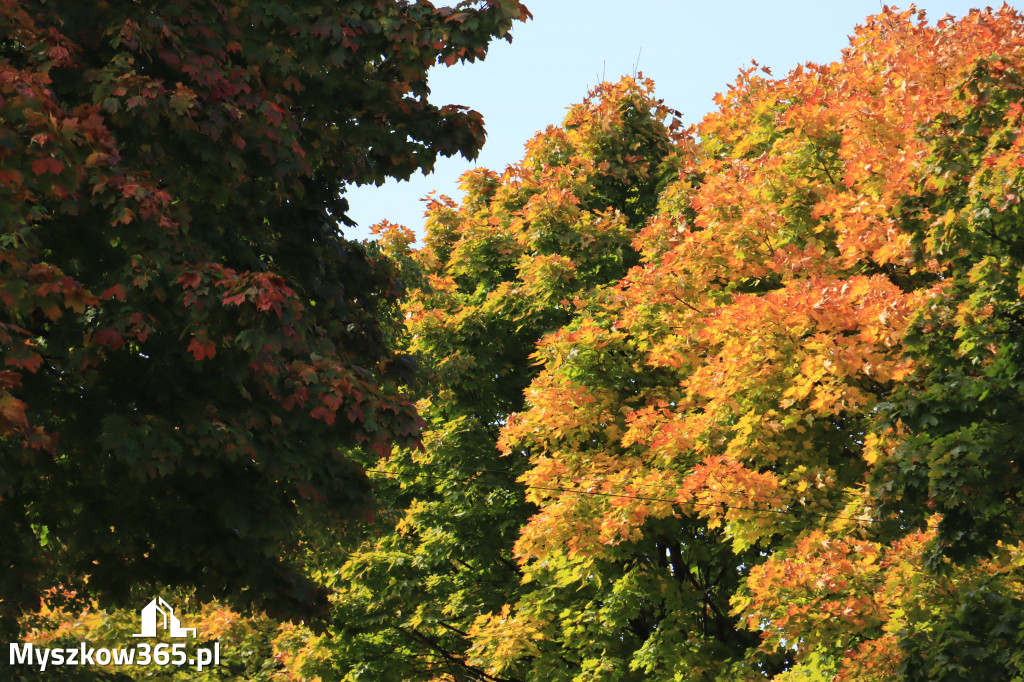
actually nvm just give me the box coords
[343,1,992,241]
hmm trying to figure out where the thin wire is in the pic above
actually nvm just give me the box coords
[366,468,875,525]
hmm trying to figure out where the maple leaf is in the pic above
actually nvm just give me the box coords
[187,335,216,361]
[92,328,123,350]
[31,157,65,175]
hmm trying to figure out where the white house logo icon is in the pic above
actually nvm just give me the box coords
[132,597,197,638]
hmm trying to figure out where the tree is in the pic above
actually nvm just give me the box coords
[872,40,1024,563]
[0,0,529,634]
[469,6,1024,681]
[291,76,681,681]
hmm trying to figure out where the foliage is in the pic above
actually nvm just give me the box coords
[14,4,1024,681]
[467,6,1024,681]
[16,590,287,681]
[872,43,1024,563]
[294,76,681,681]
[0,0,528,633]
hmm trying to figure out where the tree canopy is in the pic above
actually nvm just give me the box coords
[465,6,1024,680]
[312,75,680,681]
[0,0,528,633]
[12,4,1024,682]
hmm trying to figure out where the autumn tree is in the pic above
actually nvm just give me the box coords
[468,6,1024,681]
[0,0,528,634]
[270,77,681,681]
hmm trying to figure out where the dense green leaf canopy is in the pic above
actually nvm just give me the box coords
[0,0,527,633]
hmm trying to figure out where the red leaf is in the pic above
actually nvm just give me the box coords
[0,370,22,389]
[31,157,65,176]
[176,272,201,290]
[46,45,70,62]
[101,284,127,301]
[93,328,124,350]
[310,405,335,425]
[0,168,23,186]
[188,336,216,361]
[5,346,43,373]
